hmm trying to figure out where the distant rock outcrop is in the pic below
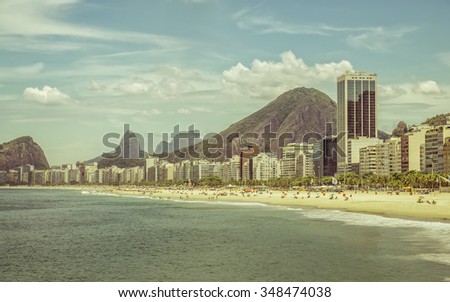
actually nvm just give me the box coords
[391,121,409,137]
[0,136,50,170]
[95,130,147,168]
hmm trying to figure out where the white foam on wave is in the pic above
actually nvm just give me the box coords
[80,190,119,197]
[417,253,450,266]
[300,208,450,264]
[216,201,268,207]
[283,206,304,212]
[84,191,304,213]
[171,199,306,214]
[170,198,269,208]
[120,195,149,199]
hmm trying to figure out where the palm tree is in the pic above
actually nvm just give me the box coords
[388,172,402,190]
[320,176,333,186]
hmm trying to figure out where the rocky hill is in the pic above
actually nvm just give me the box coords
[89,86,393,166]
[93,130,147,168]
[171,87,337,161]
[0,136,50,170]
[422,113,450,127]
[222,87,336,143]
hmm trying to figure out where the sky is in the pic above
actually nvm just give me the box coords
[1,0,450,165]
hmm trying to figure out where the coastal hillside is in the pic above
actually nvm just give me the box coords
[90,86,392,165]
[422,113,450,127]
[172,87,337,160]
[221,87,337,144]
[0,136,50,170]
[90,87,338,166]
[95,130,147,168]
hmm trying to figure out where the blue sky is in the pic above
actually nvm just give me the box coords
[1,0,450,165]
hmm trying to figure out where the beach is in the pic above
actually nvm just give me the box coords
[129,187,450,221]
[2,185,450,221]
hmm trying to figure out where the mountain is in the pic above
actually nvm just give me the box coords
[377,129,391,140]
[0,136,50,171]
[154,129,202,154]
[171,87,337,161]
[422,113,450,127]
[94,130,148,168]
[389,112,450,138]
[221,87,337,142]
[87,86,397,166]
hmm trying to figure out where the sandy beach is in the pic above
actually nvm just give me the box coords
[3,185,450,221]
[85,186,450,221]
[141,188,450,221]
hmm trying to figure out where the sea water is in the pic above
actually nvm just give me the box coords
[1,188,449,281]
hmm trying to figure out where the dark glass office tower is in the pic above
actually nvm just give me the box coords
[337,71,377,173]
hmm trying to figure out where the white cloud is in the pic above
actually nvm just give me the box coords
[191,107,212,113]
[438,52,450,67]
[233,8,327,35]
[23,85,74,105]
[234,9,417,52]
[377,82,450,131]
[88,80,105,92]
[346,26,417,52]
[221,50,353,98]
[14,62,45,74]
[0,62,45,80]
[114,77,195,98]
[182,0,210,3]
[0,0,184,52]
[89,80,106,91]
[412,80,443,95]
[116,80,156,95]
[159,79,195,96]
[142,109,162,116]
[0,36,89,53]
[157,65,203,80]
[378,84,407,99]
[177,108,191,114]
[131,108,163,124]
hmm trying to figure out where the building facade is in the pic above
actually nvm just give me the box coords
[443,137,450,174]
[321,136,338,176]
[401,125,430,173]
[280,143,314,178]
[425,125,450,174]
[359,138,401,175]
[252,153,281,181]
[337,71,377,174]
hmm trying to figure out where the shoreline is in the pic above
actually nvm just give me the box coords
[2,185,450,223]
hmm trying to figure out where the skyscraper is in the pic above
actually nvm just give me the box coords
[337,71,378,174]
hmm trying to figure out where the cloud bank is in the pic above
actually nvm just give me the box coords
[412,80,443,95]
[23,85,74,105]
[221,51,353,98]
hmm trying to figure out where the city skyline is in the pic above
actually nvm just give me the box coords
[1,0,450,165]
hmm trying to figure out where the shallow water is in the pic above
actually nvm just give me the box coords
[1,189,449,281]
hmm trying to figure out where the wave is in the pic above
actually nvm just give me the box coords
[80,190,119,197]
[418,253,450,266]
[170,198,269,208]
[300,208,450,257]
[80,189,449,267]
[80,190,305,212]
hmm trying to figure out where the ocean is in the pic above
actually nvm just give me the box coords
[1,188,449,281]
